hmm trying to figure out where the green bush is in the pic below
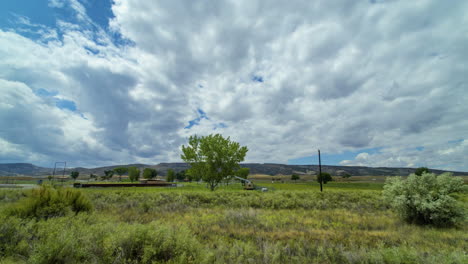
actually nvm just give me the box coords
[0,216,33,258]
[383,172,466,227]
[414,167,430,176]
[0,214,202,263]
[6,185,92,220]
[105,223,201,263]
[317,172,332,184]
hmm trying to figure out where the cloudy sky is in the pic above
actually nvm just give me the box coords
[0,0,467,171]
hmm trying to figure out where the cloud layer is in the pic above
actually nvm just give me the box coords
[0,0,467,170]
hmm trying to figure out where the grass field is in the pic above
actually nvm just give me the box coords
[0,181,466,263]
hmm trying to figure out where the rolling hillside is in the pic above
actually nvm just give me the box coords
[0,162,466,177]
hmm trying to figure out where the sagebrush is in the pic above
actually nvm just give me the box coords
[383,172,466,226]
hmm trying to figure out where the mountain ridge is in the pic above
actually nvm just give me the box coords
[0,163,466,177]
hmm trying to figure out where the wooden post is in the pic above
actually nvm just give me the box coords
[318,149,322,192]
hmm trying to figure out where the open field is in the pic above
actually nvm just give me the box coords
[0,182,466,263]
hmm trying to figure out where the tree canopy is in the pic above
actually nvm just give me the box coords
[291,174,300,182]
[181,134,248,191]
[415,167,430,176]
[143,168,158,180]
[236,168,250,179]
[128,167,140,182]
[103,170,114,181]
[70,171,79,181]
[166,169,175,182]
[317,172,332,184]
[114,167,128,181]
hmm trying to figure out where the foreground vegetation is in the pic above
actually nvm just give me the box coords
[0,182,466,263]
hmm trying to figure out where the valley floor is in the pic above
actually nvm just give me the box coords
[0,182,466,263]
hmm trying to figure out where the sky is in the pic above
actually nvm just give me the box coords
[0,0,467,171]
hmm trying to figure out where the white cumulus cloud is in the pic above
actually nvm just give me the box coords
[0,0,467,171]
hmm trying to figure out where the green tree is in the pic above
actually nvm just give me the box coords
[113,167,128,181]
[166,169,175,182]
[235,167,250,186]
[70,171,79,182]
[176,170,186,181]
[236,168,250,179]
[143,168,158,180]
[181,134,248,191]
[291,174,300,183]
[341,173,351,179]
[317,172,332,184]
[187,169,201,183]
[104,170,114,181]
[89,174,98,181]
[47,175,53,181]
[414,167,430,176]
[383,172,465,227]
[128,167,140,182]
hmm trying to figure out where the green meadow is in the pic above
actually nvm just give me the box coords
[0,182,466,264]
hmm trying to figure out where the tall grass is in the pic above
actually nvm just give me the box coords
[0,183,466,263]
[5,185,92,219]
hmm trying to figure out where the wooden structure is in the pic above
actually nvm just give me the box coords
[74,181,175,188]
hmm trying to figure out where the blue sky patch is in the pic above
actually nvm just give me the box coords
[34,88,58,97]
[81,0,114,29]
[288,147,382,166]
[84,46,100,55]
[55,99,77,112]
[185,108,209,129]
[35,89,80,113]
[448,139,464,144]
[0,1,56,29]
[214,123,227,130]
[252,75,264,83]
[0,0,129,47]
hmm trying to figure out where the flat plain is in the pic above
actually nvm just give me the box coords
[0,179,466,263]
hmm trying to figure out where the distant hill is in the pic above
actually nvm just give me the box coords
[0,163,466,177]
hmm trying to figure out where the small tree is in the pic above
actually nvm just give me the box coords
[317,172,332,184]
[342,173,351,179]
[187,170,201,183]
[291,174,300,183]
[143,168,158,180]
[47,175,53,181]
[166,169,175,182]
[128,167,140,182]
[383,172,465,227]
[414,167,430,176]
[236,168,250,179]
[236,168,250,186]
[176,170,186,181]
[89,174,98,181]
[114,167,128,181]
[70,171,79,182]
[186,174,193,182]
[181,134,248,191]
[104,170,114,181]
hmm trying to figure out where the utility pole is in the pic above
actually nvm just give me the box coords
[318,149,322,192]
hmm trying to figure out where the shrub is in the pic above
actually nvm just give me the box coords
[0,216,33,258]
[414,167,430,176]
[317,172,332,184]
[342,173,351,179]
[382,172,466,227]
[291,174,300,182]
[7,185,92,220]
